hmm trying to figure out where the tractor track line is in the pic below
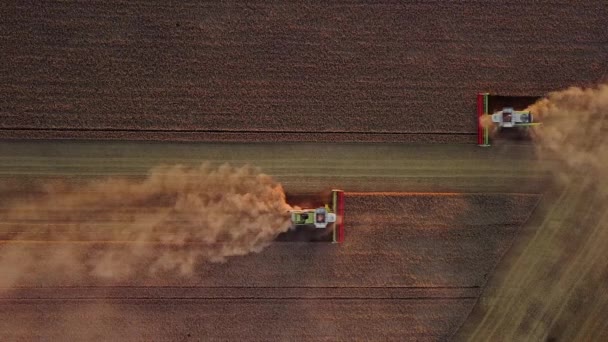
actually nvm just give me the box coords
[0,127,476,136]
[0,285,480,289]
[0,296,478,301]
[346,191,541,196]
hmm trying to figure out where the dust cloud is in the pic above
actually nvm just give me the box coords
[528,83,608,189]
[479,113,495,129]
[0,163,294,286]
[463,84,608,341]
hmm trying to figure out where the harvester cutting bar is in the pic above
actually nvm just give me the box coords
[332,189,345,244]
[477,92,490,146]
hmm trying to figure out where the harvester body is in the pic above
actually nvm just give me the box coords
[491,107,534,128]
[290,206,336,229]
[288,189,345,243]
[477,92,542,146]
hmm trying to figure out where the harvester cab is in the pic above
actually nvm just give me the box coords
[287,189,345,243]
[491,107,534,128]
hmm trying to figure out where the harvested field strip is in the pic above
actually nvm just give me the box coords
[0,141,551,196]
[0,298,476,302]
[1,286,481,300]
[0,240,259,245]
[0,141,542,161]
[0,299,476,341]
[0,127,475,135]
[0,130,477,143]
[0,193,539,289]
[15,163,500,174]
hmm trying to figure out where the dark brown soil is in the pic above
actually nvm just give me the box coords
[2,2,606,143]
[0,193,540,340]
[0,129,474,143]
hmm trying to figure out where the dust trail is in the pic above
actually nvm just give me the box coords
[479,113,495,130]
[461,84,608,341]
[529,83,608,189]
[0,163,294,286]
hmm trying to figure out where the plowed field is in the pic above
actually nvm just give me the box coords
[2,2,606,142]
[2,1,604,340]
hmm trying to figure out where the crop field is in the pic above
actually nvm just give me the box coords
[0,298,475,341]
[0,191,540,341]
[458,181,608,341]
[2,1,607,341]
[1,1,606,143]
[0,141,543,341]
[0,192,541,288]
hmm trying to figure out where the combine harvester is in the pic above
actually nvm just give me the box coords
[281,189,345,243]
[477,92,541,146]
